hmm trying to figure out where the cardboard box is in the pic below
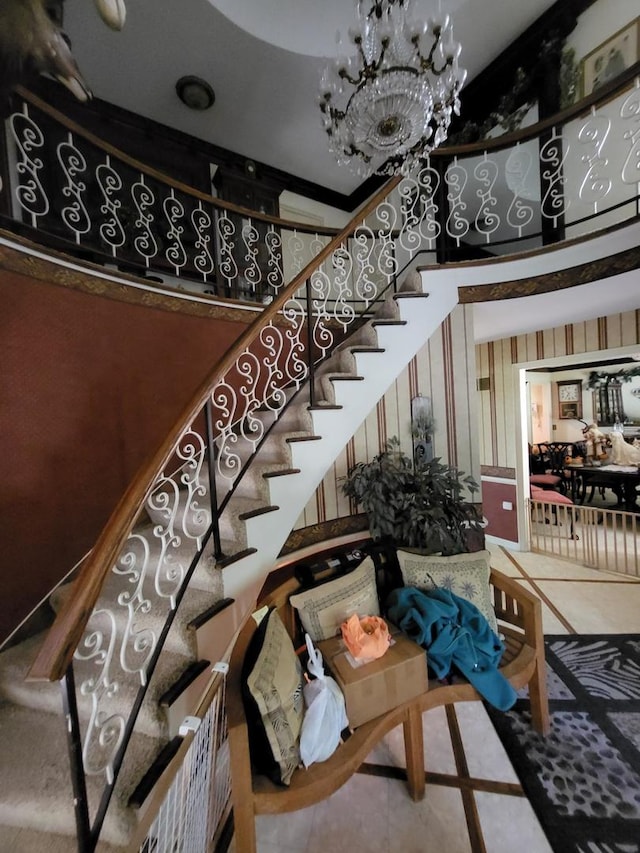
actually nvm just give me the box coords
[317,628,428,728]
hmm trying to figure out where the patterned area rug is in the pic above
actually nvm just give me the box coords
[487,634,640,853]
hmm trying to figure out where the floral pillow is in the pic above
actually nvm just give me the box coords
[396,549,497,633]
[289,556,380,642]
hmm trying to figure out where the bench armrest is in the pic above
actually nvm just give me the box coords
[490,567,544,645]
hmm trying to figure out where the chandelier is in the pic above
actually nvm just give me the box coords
[319,0,467,178]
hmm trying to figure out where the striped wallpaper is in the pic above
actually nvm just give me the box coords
[293,304,640,537]
[294,304,479,530]
[476,307,640,472]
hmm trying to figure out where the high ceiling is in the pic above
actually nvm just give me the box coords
[63,0,558,196]
[56,1,639,343]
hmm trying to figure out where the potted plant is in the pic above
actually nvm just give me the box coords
[340,437,485,556]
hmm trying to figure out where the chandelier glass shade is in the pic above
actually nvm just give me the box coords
[319,0,467,178]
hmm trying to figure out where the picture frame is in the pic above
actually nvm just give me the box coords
[559,402,581,420]
[581,17,640,97]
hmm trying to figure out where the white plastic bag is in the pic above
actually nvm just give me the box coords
[299,633,349,768]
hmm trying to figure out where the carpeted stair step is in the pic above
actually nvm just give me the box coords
[217,494,278,543]
[0,825,124,853]
[250,399,315,438]
[185,596,234,632]
[215,546,257,569]
[0,629,197,740]
[0,701,162,846]
[349,346,386,355]
[158,660,211,708]
[210,456,301,504]
[371,318,408,328]
[393,290,430,301]
[156,657,214,737]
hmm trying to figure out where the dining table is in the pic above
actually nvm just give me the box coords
[563,463,640,512]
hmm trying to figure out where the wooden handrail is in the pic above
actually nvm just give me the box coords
[430,62,640,158]
[27,173,401,683]
[13,85,339,238]
[24,65,640,682]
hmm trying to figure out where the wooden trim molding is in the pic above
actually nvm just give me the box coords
[279,515,370,555]
[481,466,517,479]
[459,242,640,303]
[0,230,261,323]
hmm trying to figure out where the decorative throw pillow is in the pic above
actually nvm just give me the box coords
[242,608,304,786]
[396,549,497,633]
[289,556,380,642]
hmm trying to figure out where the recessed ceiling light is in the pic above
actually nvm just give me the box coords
[175,76,215,111]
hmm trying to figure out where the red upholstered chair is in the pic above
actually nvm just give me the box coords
[530,484,576,537]
[535,442,578,494]
[530,484,573,506]
[529,443,562,491]
[529,473,562,490]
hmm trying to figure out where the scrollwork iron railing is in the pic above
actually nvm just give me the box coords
[27,165,444,849]
[2,74,639,292]
[6,70,640,851]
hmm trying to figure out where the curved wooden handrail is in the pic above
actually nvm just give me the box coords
[24,66,640,683]
[14,86,340,238]
[27,173,402,683]
[429,61,640,159]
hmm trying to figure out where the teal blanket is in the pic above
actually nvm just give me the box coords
[386,586,517,711]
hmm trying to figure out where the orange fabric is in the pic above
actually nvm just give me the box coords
[340,614,390,661]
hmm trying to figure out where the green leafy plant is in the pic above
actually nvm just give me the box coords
[340,437,484,555]
[587,365,640,388]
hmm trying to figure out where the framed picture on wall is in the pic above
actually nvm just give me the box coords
[581,17,640,97]
[557,380,583,419]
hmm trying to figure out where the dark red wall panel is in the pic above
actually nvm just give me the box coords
[481,480,519,543]
[0,271,246,642]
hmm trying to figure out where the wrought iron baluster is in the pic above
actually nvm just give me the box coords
[205,398,224,560]
[61,664,92,853]
[305,278,316,408]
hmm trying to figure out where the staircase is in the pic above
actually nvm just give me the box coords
[3,69,640,850]
[0,251,459,850]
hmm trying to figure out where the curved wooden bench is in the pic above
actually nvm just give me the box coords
[226,566,550,853]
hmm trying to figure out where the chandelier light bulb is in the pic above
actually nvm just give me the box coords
[319,0,466,178]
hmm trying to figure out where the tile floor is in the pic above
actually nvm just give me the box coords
[233,542,640,853]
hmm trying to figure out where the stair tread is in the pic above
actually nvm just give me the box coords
[237,504,279,521]
[158,658,210,707]
[262,467,301,478]
[0,702,161,845]
[216,547,258,569]
[2,634,195,740]
[187,596,235,631]
[0,825,123,853]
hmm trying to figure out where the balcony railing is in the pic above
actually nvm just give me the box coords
[2,71,639,301]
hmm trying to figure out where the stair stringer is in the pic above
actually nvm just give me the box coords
[216,271,460,635]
